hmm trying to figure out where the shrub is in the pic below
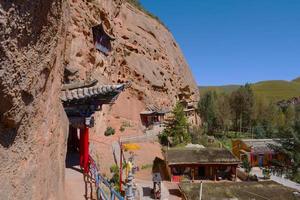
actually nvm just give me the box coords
[126,0,168,29]
[104,127,115,136]
[119,126,125,132]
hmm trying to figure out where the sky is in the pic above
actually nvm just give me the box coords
[139,0,300,86]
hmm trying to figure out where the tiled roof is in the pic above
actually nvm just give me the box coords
[166,148,240,165]
[61,84,125,102]
[140,104,170,115]
[241,139,280,153]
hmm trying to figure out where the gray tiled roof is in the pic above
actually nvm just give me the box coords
[61,84,125,102]
[166,148,240,165]
[241,139,280,153]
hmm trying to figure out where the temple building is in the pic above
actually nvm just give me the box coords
[232,139,284,167]
[61,80,126,173]
[165,148,240,182]
[140,105,169,127]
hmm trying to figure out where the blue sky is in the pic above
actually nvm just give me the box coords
[139,0,300,86]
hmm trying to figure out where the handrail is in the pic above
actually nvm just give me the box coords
[89,155,124,200]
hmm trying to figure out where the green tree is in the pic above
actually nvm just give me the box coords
[216,93,232,133]
[285,105,296,127]
[253,123,266,138]
[252,98,281,138]
[230,84,254,132]
[163,102,190,146]
[272,122,300,183]
[242,159,252,173]
[198,91,218,134]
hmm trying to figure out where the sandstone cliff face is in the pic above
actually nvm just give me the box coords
[65,0,199,134]
[0,1,68,199]
[0,0,199,199]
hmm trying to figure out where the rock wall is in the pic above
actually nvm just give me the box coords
[0,1,68,199]
[65,0,199,134]
[0,0,199,199]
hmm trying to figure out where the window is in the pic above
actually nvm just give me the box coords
[92,24,112,55]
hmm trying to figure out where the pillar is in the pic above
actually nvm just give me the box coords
[235,166,237,182]
[80,126,89,173]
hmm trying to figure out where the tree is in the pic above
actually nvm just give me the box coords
[198,91,218,134]
[272,121,300,183]
[242,159,252,173]
[162,102,190,146]
[230,84,254,132]
[253,123,266,138]
[216,93,232,133]
[252,98,281,138]
[285,105,296,127]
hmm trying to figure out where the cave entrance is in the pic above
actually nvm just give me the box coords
[92,23,115,55]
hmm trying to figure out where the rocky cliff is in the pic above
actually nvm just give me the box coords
[0,0,198,199]
[0,1,68,199]
[64,0,199,134]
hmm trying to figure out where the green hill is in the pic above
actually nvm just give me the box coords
[199,78,300,101]
[199,85,240,95]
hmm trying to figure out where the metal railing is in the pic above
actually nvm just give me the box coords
[89,156,124,200]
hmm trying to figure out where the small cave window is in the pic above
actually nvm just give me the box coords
[92,24,113,56]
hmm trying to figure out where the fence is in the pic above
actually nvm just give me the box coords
[89,156,124,200]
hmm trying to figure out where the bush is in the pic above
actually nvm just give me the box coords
[119,121,131,132]
[110,165,120,191]
[104,127,115,136]
[119,126,125,132]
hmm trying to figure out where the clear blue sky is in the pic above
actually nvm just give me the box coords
[140,0,300,86]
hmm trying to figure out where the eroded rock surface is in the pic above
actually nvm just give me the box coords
[64,0,199,134]
[0,0,199,199]
[0,1,68,199]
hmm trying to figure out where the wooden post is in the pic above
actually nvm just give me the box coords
[83,126,89,173]
[119,141,123,193]
[80,128,84,169]
[235,166,237,182]
[199,181,203,200]
[192,167,195,182]
[214,167,216,182]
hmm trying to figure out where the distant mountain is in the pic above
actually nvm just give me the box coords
[199,78,300,101]
[292,77,300,83]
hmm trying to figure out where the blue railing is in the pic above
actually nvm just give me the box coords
[89,156,124,200]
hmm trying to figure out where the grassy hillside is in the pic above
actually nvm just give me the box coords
[252,80,300,101]
[199,78,300,101]
[199,85,240,95]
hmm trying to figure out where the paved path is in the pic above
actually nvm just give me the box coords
[135,179,169,200]
[65,166,89,200]
[252,167,300,191]
[65,153,95,200]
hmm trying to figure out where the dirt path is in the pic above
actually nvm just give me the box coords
[252,167,300,191]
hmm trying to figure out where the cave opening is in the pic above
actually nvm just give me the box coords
[92,24,114,56]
